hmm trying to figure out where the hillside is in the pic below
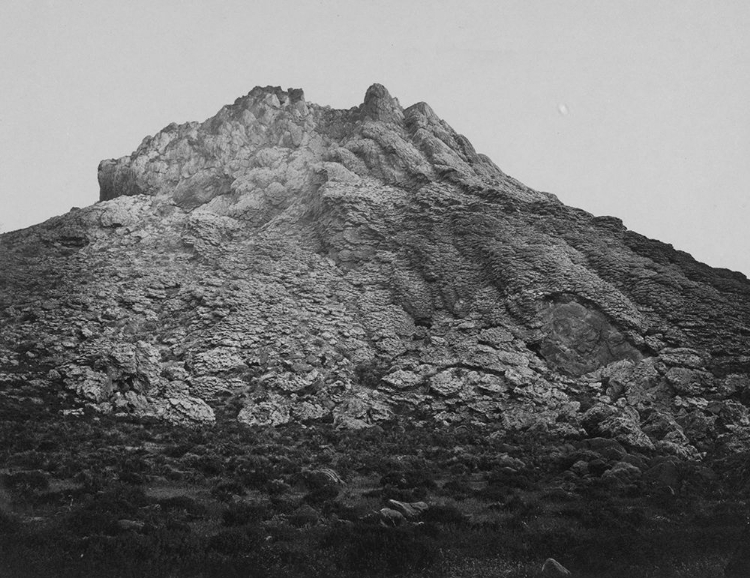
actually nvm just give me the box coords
[1,84,749,577]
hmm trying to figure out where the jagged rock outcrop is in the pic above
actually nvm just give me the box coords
[1,84,749,460]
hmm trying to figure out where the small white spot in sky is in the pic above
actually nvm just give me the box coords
[557,103,569,116]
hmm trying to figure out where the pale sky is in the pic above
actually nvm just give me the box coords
[1,1,748,276]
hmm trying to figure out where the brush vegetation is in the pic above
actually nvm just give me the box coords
[0,388,747,578]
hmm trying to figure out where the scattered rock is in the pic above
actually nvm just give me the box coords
[303,468,345,488]
[581,438,626,461]
[377,507,407,527]
[116,519,145,532]
[582,405,654,451]
[386,499,428,519]
[541,557,572,577]
[237,394,292,427]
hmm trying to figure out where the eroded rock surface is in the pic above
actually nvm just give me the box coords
[1,84,749,460]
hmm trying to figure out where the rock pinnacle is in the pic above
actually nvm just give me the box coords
[362,83,404,123]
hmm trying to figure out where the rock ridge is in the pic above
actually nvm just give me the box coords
[97,83,548,215]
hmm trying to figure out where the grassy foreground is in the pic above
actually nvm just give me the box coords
[0,390,747,578]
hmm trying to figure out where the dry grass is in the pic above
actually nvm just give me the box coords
[0,397,747,578]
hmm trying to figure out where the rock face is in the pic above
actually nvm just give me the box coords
[1,84,749,458]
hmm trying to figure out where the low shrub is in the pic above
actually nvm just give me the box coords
[266,478,291,495]
[118,471,145,485]
[442,478,473,499]
[304,484,340,505]
[62,483,151,537]
[270,495,302,515]
[6,450,47,469]
[207,528,255,556]
[157,495,207,516]
[380,468,436,491]
[382,486,426,502]
[322,501,361,522]
[222,502,269,526]
[188,453,225,477]
[233,456,274,489]
[163,442,192,458]
[211,480,246,502]
[321,523,442,575]
[421,504,467,526]
[484,468,536,490]
[289,505,321,528]
[3,470,49,492]
[0,510,21,535]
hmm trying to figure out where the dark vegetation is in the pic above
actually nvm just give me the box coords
[0,390,747,577]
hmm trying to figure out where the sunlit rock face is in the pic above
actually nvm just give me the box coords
[2,83,750,457]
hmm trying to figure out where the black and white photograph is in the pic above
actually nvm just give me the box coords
[1,2,749,576]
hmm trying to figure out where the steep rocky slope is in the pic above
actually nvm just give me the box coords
[1,84,749,461]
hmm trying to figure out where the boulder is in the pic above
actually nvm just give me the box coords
[386,499,429,519]
[116,519,145,532]
[303,468,345,488]
[377,507,407,527]
[582,404,654,451]
[237,394,292,427]
[601,461,642,484]
[541,557,572,576]
[332,391,393,430]
[581,437,626,461]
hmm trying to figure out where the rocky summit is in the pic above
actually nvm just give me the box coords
[2,83,750,459]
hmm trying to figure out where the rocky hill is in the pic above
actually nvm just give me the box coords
[1,83,749,461]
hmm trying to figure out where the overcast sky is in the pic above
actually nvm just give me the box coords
[1,1,748,276]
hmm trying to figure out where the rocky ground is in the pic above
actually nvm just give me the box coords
[1,84,749,576]
[1,398,749,577]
